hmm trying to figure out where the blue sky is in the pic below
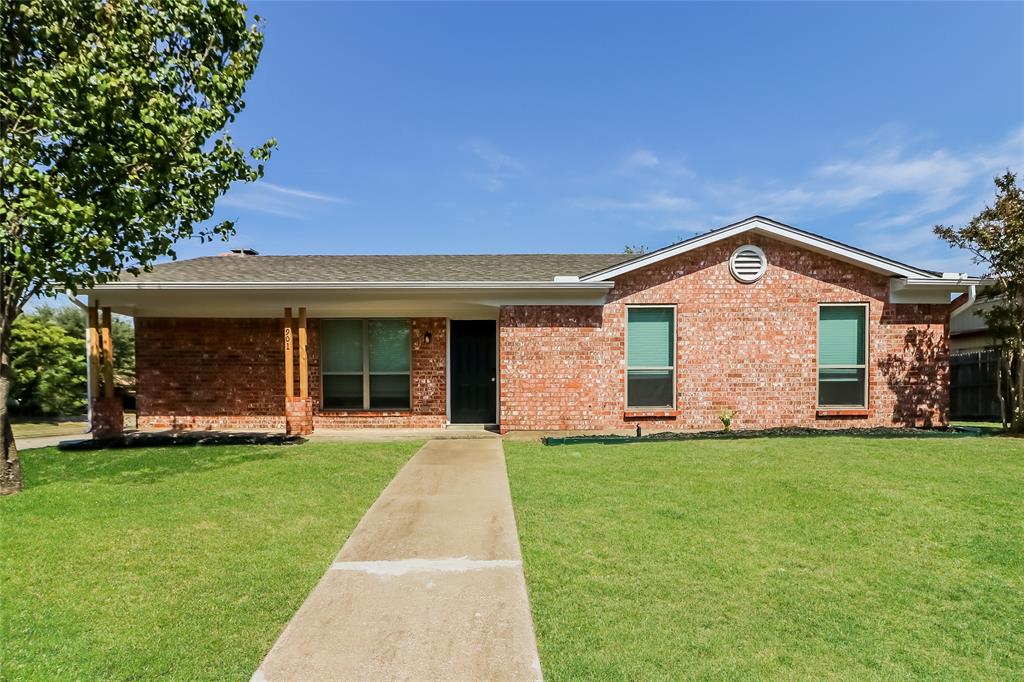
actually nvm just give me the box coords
[188,1,1023,274]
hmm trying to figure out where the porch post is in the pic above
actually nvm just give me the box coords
[101,307,115,400]
[298,307,308,399]
[284,307,294,398]
[90,303,123,438]
[87,303,101,399]
[284,307,313,435]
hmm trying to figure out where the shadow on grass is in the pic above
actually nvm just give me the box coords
[23,444,292,488]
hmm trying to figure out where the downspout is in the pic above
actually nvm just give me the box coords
[66,293,92,432]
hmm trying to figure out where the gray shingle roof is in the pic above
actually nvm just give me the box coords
[117,253,635,283]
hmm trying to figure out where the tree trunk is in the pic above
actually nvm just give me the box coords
[996,349,1008,431]
[0,349,22,495]
[1014,346,1024,434]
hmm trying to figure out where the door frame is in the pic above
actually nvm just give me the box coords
[446,318,500,425]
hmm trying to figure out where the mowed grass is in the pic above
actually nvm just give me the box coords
[1,441,419,680]
[505,436,1024,680]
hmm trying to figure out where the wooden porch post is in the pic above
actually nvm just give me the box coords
[87,303,101,398]
[283,306,312,435]
[284,307,294,398]
[101,306,114,399]
[298,307,308,399]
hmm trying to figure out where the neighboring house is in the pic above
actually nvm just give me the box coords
[950,296,998,353]
[83,216,984,435]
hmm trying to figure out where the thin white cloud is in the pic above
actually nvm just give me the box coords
[574,192,696,212]
[567,124,1022,274]
[259,182,350,204]
[700,125,1023,225]
[219,193,306,219]
[466,140,524,172]
[219,181,350,219]
[623,149,660,170]
[463,139,525,192]
[815,149,975,212]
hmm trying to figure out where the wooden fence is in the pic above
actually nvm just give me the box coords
[950,349,1011,421]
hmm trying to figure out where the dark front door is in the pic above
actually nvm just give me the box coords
[450,320,497,424]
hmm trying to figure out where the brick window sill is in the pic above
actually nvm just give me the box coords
[816,408,870,418]
[623,409,681,419]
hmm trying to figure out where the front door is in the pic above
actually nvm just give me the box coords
[450,320,497,424]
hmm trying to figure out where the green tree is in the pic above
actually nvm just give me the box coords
[9,315,87,416]
[33,304,135,385]
[1,0,275,494]
[935,171,1024,432]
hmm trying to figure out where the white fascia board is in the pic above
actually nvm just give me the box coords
[580,217,938,282]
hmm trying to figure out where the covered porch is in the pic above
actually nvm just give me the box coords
[85,282,610,437]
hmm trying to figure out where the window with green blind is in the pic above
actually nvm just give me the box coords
[818,305,868,407]
[322,319,411,410]
[626,306,675,408]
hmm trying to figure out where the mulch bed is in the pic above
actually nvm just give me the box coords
[58,431,306,451]
[542,425,988,446]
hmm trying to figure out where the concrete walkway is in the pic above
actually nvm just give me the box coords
[252,439,542,682]
[15,434,88,450]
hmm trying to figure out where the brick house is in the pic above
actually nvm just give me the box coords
[84,216,984,436]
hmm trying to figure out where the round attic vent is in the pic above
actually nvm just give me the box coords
[729,245,767,283]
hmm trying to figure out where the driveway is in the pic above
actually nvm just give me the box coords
[252,439,542,681]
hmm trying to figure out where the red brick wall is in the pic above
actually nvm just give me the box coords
[135,318,286,430]
[136,317,448,430]
[499,234,950,431]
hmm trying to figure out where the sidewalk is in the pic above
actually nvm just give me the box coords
[252,439,542,681]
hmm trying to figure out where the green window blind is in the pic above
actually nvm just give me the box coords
[818,306,865,366]
[628,307,674,367]
[369,320,411,372]
[322,320,363,373]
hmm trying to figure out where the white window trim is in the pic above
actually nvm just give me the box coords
[321,318,413,411]
[625,304,677,410]
[816,303,870,409]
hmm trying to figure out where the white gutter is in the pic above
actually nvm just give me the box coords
[950,284,977,319]
[900,276,991,287]
[86,280,616,291]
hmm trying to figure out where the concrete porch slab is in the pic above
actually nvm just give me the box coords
[309,427,501,442]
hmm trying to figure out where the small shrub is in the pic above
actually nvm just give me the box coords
[719,408,737,432]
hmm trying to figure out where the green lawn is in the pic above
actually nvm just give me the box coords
[506,436,1024,680]
[1,441,419,680]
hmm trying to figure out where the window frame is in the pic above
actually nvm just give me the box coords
[321,318,413,411]
[624,304,677,410]
[816,302,870,409]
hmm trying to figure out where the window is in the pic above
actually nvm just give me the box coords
[626,306,675,408]
[818,305,868,408]
[322,319,411,410]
